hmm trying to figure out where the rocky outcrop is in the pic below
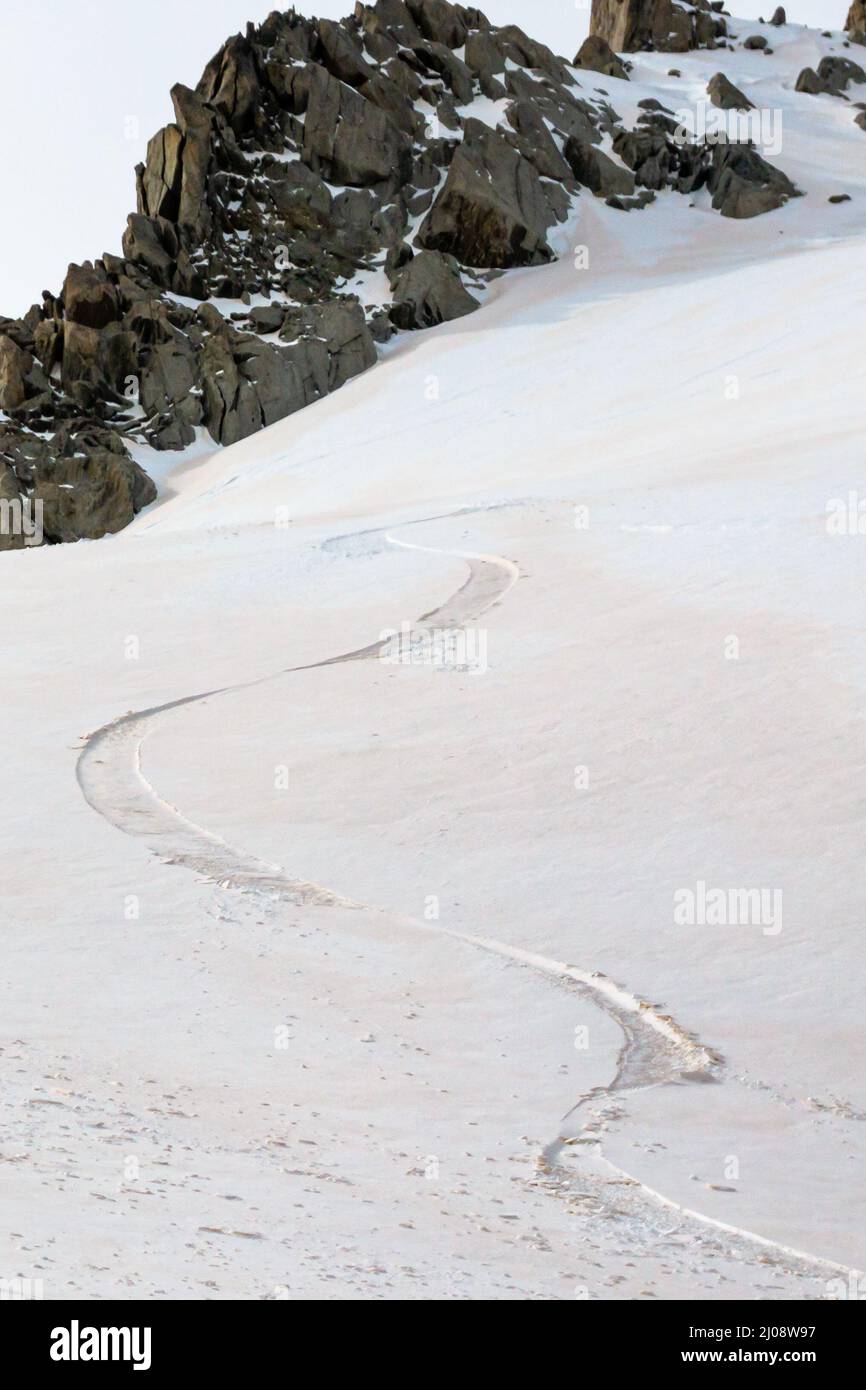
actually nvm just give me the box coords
[848,2,866,41]
[0,422,156,545]
[612,119,800,216]
[0,0,802,547]
[417,120,561,268]
[0,336,32,412]
[589,0,726,53]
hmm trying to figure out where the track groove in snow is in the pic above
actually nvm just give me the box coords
[75,514,863,1286]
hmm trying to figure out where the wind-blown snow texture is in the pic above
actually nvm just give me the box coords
[2,5,866,1301]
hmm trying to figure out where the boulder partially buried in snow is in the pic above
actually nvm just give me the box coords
[707,73,754,112]
[388,250,479,330]
[573,35,630,81]
[795,56,866,97]
[708,142,800,219]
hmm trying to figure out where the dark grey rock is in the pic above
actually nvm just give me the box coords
[795,56,866,96]
[407,0,468,49]
[417,119,560,267]
[464,30,508,99]
[301,63,413,187]
[708,141,800,218]
[565,138,636,197]
[388,250,479,329]
[506,102,574,181]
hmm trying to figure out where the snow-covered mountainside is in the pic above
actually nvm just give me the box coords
[0,0,809,549]
[2,2,866,1301]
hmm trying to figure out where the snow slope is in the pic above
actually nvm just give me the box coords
[2,15,866,1300]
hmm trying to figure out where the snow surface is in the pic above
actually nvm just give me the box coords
[3,14,866,1301]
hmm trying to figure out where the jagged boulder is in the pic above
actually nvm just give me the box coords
[612,127,688,190]
[388,250,479,329]
[589,0,725,53]
[464,29,508,99]
[170,86,215,240]
[708,142,800,218]
[707,73,754,111]
[795,56,866,96]
[63,263,120,329]
[795,68,824,95]
[573,35,630,80]
[0,461,28,552]
[297,300,378,389]
[0,332,52,416]
[506,102,573,181]
[565,138,636,196]
[197,35,262,135]
[495,25,573,85]
[140,125,184,223]
[122,214,205,298]
[200,334,303,445]
[137,85,216,248]
[416,41,474,105]
[417,119,561,267]
[406,0,468,49]
[33,451,157,543]
[0,336,31,411]
[504,67,604,148]
[770,6,786,24]
[201,300,375,445]
[61,322,137,408]
[139,340,203,450]
[317,19,376,85]
[300,63,413,187]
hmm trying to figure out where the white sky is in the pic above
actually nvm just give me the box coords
[0,1,840,315]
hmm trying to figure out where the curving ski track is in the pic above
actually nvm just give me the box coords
[76,515,863,1290]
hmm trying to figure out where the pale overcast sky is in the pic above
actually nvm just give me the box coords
[0,1,841,314]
